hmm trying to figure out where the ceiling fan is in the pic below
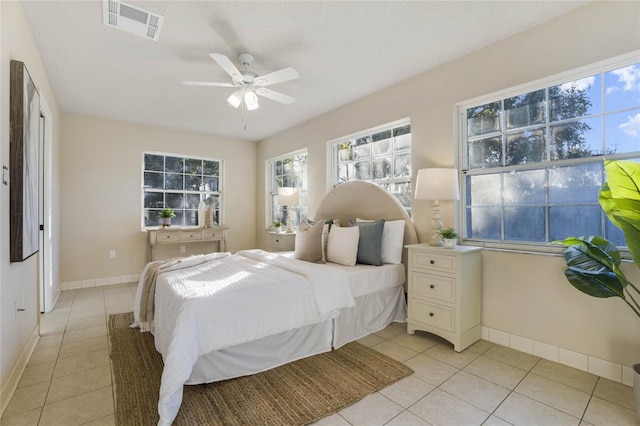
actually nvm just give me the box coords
[183,53,299,111]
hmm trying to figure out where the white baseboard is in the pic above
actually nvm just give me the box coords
[0,326,39,415]
[481,326,634,388]
[60,274,140,290]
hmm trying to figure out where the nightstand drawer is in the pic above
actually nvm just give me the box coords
[180,231,203,241]
[412,251,456,274]
[412,272,455,303]
[156,232,180,242]
[270,233,295,252]
[202,229,223,241]
[411,299,455,332]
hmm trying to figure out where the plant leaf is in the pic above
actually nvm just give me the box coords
[563,245,626,298]
[602,160,640,269]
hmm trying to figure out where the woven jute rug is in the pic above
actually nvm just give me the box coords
[109,312,413,425]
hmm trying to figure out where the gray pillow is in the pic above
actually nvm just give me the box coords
[348,219,385,266]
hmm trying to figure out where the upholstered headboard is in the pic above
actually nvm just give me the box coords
[314,181,418,246]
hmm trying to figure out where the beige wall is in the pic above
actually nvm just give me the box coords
[60,114,257,282]
[1,1,62,405]
[256,1,640,369]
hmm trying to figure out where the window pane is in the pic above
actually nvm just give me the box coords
[144,154,164,172]
[165,173,183,190]
[549,74,601,121]
[466,207,501,239]
[165,156,184,173]
[185,175,202,191]
[338,144,352,162]
[372,138,391,156]
[394,133,411,151]
[373,157,391,179]
[172,210,185,227]
[372,130,391,141]
[550,117,602,160]
[605,217,626,247]
[394,153,411,178]
[605,63,640,112]
[605,109,640,154]
[505,90,545,130]
[466,174,501,206]
[165,192,184,209]
[393,125,411,137]
[184,209,198,227]
[203,177,219,192]
[144,172,163,189]
[185,194,200,209]
[353,143,370,159]
[338,163,352,183]
[144,209,162,227]
[549,206,601,241]
[504,207,545,242]
[505,128,546,165]
[468,137,501,169]
[355,161,371,180]
[467,102,501,137]
[203,160,219,175]
[143,191,163,209]
[185,158,202,175]
[549,163,602,204]
[503,170,545,205]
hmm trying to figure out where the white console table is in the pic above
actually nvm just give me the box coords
[146,226,228,262]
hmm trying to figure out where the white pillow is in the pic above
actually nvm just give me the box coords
[326,226,359,266]
[356,218,405,264]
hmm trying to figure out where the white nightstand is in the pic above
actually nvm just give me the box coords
[269,232,295,252]
[405,244,482,352]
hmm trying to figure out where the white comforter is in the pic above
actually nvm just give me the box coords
[133,249,354,426]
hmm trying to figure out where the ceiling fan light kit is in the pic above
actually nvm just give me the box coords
[184,52,299,112]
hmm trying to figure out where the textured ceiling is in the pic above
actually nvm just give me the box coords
[21,1,588,142]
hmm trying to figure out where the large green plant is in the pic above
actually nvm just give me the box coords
[555,160,640,318]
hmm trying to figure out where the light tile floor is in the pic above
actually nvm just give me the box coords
[1,284,638,425]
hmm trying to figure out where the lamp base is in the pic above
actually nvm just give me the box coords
[429,200,443,247]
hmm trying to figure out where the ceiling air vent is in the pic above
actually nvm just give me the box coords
[103,0,164,41]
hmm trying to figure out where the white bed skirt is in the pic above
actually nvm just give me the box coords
[185,285,407,384]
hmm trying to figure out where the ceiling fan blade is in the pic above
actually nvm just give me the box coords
[182,81,236,87]
[255,87,295,105]
[254,67,299,87]
[209,53,243,83]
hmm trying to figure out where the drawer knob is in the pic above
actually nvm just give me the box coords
[429,312,434,317]
[165,235,170,239]
[430,260,435,265]
[430,284,435,289]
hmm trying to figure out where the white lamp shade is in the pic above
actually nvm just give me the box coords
[415,168,460,201]
[244,89,259,110]
[277,187,300,206]
[227,89,243,108]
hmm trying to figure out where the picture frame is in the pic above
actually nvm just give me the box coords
[10,60,40,262]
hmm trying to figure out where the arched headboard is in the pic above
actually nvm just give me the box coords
[314,181,418,246]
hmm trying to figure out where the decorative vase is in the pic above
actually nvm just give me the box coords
[443,238,457,249]
[634,364,640,421]
[198,200,206,227]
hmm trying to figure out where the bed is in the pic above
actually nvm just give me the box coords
[133,181,418,425]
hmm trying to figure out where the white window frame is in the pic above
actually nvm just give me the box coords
[265,148,308,230]
[456,51,640,254]
[141,151,223,230]
[326,118,412,214]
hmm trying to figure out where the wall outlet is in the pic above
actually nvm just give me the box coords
[180,245,186,254]
[109,249,116,259]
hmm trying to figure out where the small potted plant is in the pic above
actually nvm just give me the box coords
[272,221,284,233]
[440,227,459,249]
[157,207,176,228]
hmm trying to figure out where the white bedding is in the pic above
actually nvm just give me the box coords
[134,249,355,426]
